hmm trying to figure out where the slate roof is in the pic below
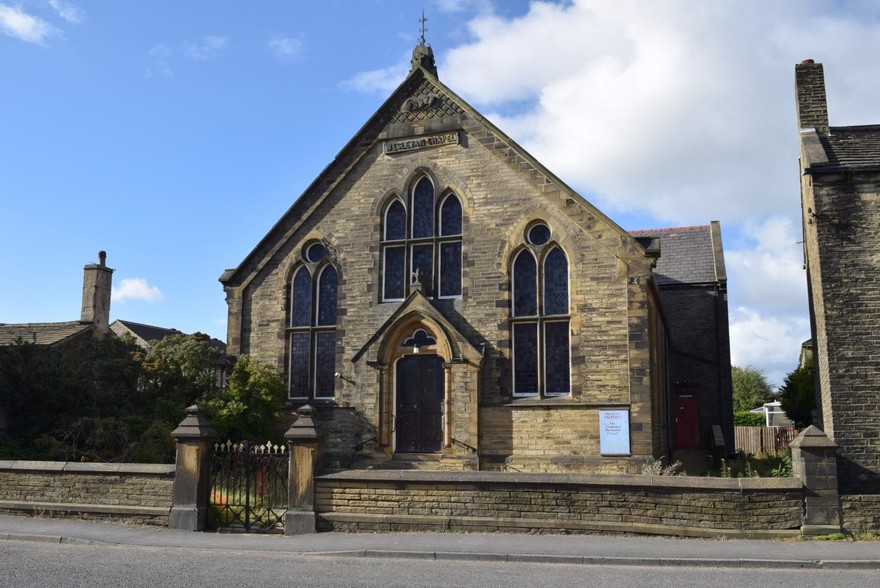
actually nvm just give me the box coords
[629,224,724,286]
[111,320,226,351]
[813,125,880,171]
[0,321,92,346]
[112,320,182,343]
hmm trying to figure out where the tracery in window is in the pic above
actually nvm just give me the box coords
[380,176,462,301]
[288,253,337,400]
[510,231,570,397]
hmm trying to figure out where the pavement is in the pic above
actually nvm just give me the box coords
[1,514,879,570]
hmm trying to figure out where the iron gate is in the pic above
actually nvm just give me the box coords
[208,440,289,532]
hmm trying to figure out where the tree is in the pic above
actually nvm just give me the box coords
[140,333,224,425]
[778,358,816,428]
[0,332,225,463]
[205,355,285,442]
[731,365,774,413]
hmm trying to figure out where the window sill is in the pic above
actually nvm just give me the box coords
[283,398,338,409]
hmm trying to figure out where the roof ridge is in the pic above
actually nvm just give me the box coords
[630,224,710,235]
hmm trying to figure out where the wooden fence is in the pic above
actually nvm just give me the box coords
[734,426,798,455]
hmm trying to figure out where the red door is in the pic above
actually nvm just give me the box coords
[674,396,699,449]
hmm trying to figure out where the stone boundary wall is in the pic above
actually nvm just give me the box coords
[315,470,805,538]
[0,460,174,526]
[841,495,880,533]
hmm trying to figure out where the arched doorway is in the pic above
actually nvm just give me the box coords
[394,354,445,453]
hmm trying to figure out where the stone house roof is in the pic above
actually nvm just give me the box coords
[630,222,727,287]
[110,320,225,352]
[812,125,880,171]
[110,320,183,349]
[0,321,94,346]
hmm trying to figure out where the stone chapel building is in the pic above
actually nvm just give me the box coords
[220,41,733,473]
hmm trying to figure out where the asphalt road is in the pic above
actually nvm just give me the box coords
[1,540,877,588]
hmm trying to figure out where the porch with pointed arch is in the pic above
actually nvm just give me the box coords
[352,291,483,469]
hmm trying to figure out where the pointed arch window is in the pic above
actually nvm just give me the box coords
[288,253,337,400]
[381,175,462,301]
[510,227,570,397]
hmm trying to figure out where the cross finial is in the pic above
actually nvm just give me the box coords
[419,10,428,46]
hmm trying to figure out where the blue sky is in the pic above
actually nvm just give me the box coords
[2,0,879,387]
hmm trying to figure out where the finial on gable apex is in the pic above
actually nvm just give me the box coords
[419,10,428,46]
[411,10,438,78]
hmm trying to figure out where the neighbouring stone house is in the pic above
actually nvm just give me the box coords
[630,223,734,452]
[0,253,227,433]
[0,251,114,351]
[220,41,734,473]
[796,59,880,494]
[110,320,184,350]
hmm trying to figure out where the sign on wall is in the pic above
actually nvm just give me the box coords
[599,409,631,456]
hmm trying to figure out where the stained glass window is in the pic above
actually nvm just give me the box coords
[385,200,406,241]
[513,251,537,317]
[314,332,336,399]
[305,242,326,263]
[513,323,539,395]
[380,178,462,301]
[411,177,434,238]
[439,241,461,297]
[544,321,571,395]
[509,226,571,397]
[291,268,312,327]
[543,247,568,316]
[317,266,338,326]
[289,259,337,401]
[411,244,434,295]
[439,194,462,236]
[528,223,551,245]
[289,333,310,397]
[383,246,405,300]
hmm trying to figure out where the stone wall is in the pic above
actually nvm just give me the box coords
[0,461,174,525]
[315,470,804,537]
[802,172,880,494]
[841,495,880,534]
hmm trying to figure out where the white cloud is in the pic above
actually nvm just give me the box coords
[48,0,84,24]
[725,216,808,313]
[184,35,228,61]
[342,62,409,94]
[0,3,58,45]
[112,278,165,303]
[148,43,171,59]
[146,43,173,77]
[434,0,493,14]
[729,307,810,388]
[724,216,811,387]
[267,34,303,60]
[438,0,880,225]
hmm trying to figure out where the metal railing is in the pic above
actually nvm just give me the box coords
[208,440,289,532]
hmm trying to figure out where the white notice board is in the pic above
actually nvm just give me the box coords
[599,409,631,456]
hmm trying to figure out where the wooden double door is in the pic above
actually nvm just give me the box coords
[395,355,445,453]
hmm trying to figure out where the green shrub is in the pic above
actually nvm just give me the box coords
[734,411,766,426]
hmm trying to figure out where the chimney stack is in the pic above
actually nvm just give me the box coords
[795,59,829,134]
[81,250,114,336]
